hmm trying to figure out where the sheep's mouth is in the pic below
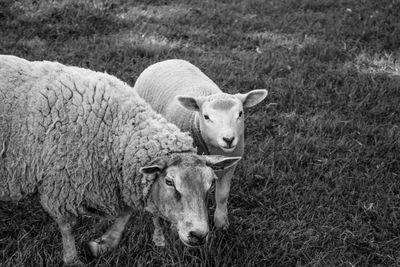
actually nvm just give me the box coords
[179,232,206,247]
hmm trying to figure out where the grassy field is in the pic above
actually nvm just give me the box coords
[1,0,400,266]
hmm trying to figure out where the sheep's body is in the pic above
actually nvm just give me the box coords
[135,60,268,229]
[135,59,258,229]
[0,55,198,264]
[0,55,195,214]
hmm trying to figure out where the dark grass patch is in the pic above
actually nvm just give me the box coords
[0,1,132,41]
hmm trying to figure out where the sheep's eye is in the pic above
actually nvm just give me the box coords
[204,115,210,120]
[238,111,243,117]
[165,178,174,187]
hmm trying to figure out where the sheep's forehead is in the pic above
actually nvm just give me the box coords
[168,154,205,166]
[204,97,241,112]
[210,99,236,110]
[166,157,213,191]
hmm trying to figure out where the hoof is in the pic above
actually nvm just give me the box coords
[214,211,229,230]
[64,258,84,267]
[88,239,108,257]
[153,233,166,247]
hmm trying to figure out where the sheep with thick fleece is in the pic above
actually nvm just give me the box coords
[0,55,241,265]
[134,59,268,229]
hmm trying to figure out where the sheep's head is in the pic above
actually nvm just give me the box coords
[141,153,241,247]
[176,89,268,153]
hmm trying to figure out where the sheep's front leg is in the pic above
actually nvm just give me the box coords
[152,216,165,246]
[88,209,132,257]
[57,218,83,266]
[214,167,235,230]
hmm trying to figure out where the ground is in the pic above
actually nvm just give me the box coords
[0,0,400,266]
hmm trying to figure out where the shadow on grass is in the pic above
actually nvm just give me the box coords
[0,0,136,61]
[0,0,133,41]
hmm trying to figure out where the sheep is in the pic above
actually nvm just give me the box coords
[0,55,241,266]
[134,59,268,229]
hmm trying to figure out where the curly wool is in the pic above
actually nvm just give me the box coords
[0,55,196,219]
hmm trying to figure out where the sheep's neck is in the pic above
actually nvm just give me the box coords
[191,112,209,155]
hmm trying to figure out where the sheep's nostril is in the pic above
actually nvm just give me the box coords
[188,231,208,245]
[222,137,235,147]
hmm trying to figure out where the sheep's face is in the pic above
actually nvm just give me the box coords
[141,154,241,247]
[177,89,268,153]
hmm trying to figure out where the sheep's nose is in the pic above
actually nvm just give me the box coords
[222,136,235,147]
[188,231,208,246]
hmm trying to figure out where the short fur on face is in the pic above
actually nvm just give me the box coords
[177,89,268,152]
[141,153,240,246]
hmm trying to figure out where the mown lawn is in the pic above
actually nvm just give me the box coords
[1,0,400,266]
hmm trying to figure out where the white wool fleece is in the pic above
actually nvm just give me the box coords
[0,55,196,218]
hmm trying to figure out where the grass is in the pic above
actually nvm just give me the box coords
[0,0,400,266]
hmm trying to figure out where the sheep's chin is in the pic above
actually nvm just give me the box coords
[180,237,202,248]
[220,146,236,152]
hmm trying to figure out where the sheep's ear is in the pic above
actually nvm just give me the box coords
[204,155,241,171]
[140,158,166,174]
[236,89,268,108]
[176,95,201,112]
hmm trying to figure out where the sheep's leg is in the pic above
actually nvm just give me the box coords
[88,209,132,257]
[57,218,83,266]
[152,216,165,246]
[214,167,235,230]
[39,175,82,265]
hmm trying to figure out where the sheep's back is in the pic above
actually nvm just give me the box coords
[0,55,197,216]
[134,59,221,131]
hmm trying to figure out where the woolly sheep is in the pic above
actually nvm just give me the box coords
[0,55,241,266]
[134,59,268,229]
